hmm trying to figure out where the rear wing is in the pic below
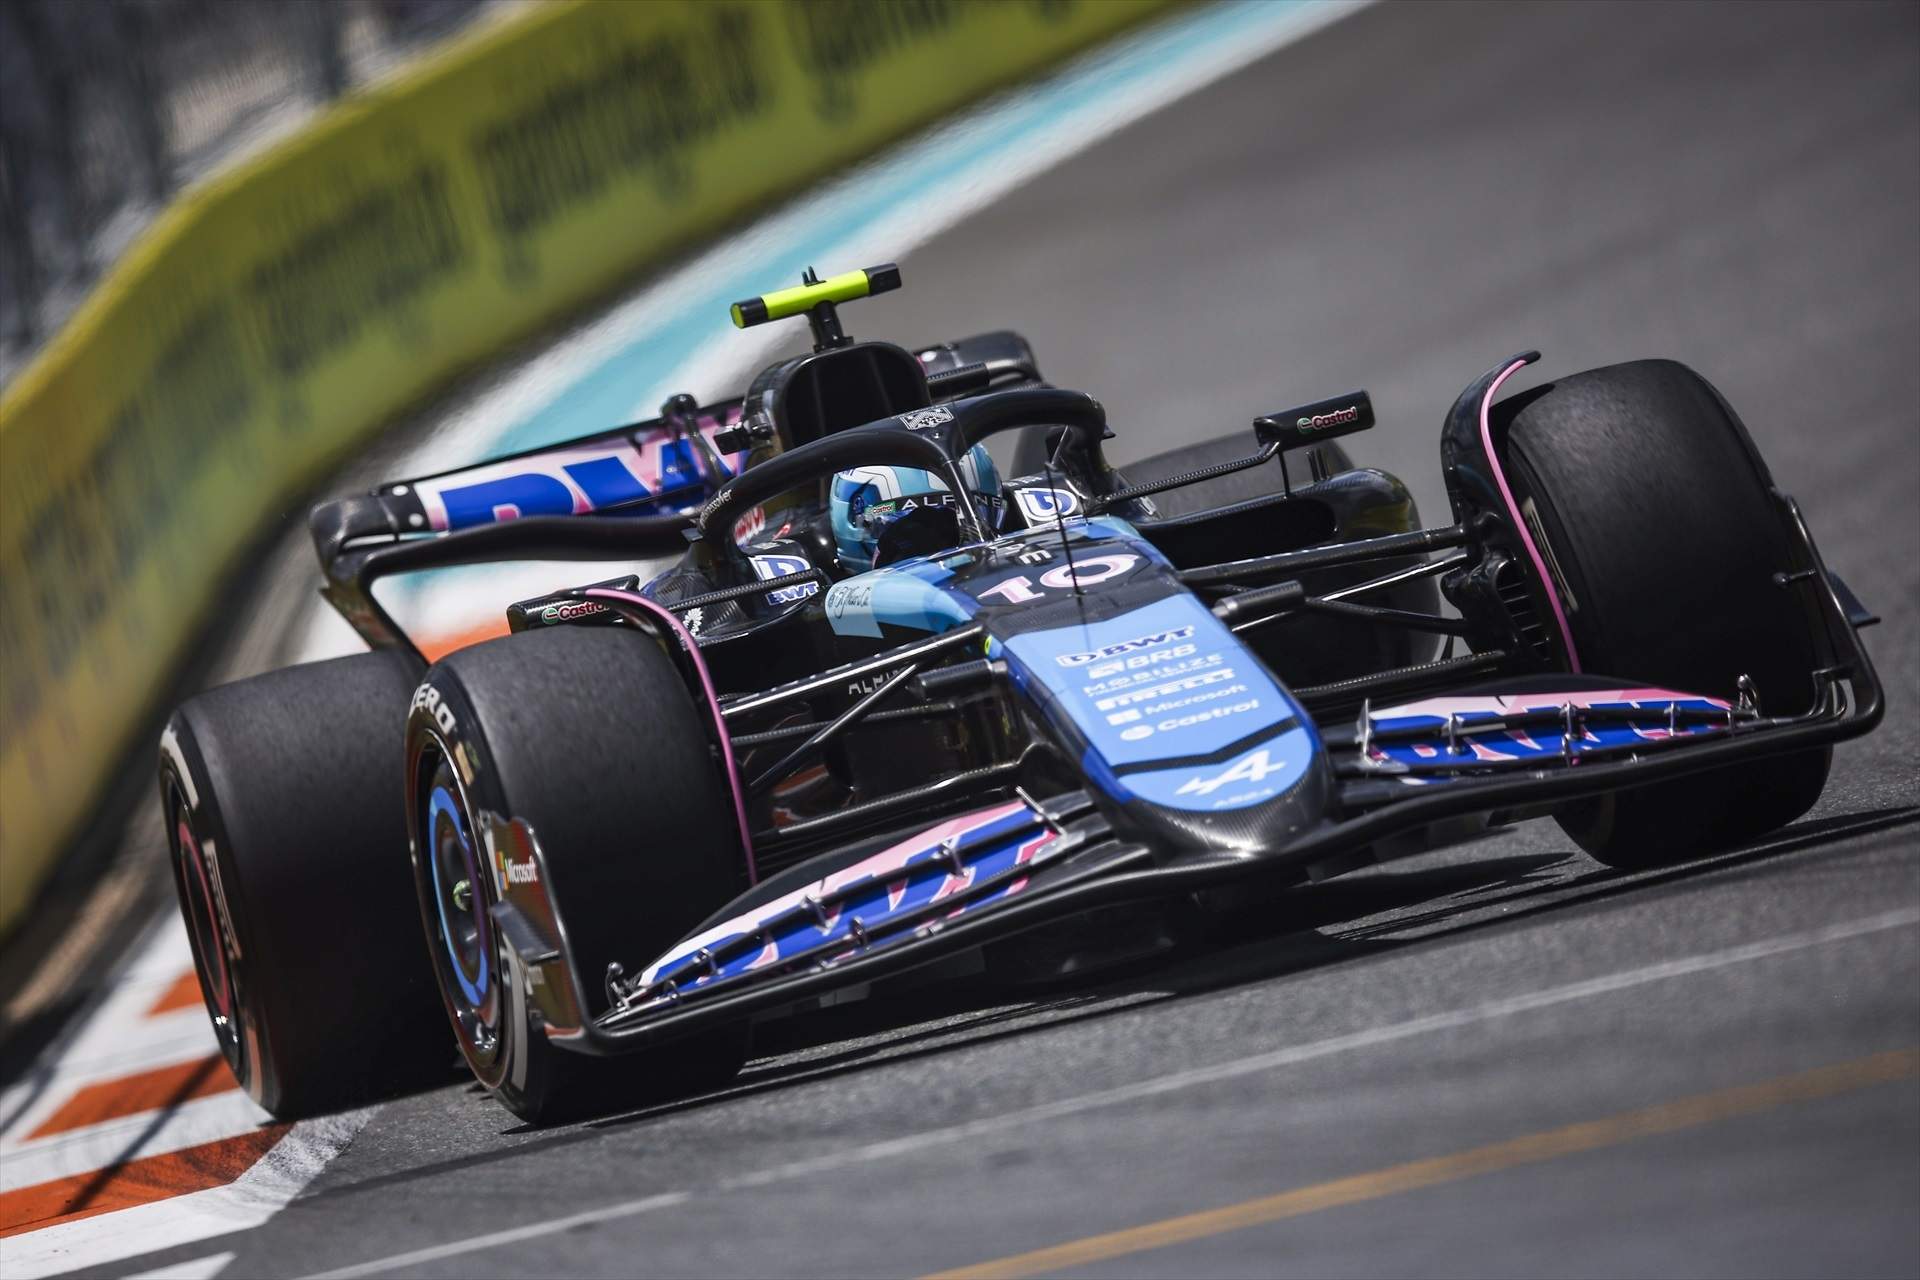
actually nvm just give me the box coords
[307,330,1046,658]
[309,397,746,657]
[377,398,748,534]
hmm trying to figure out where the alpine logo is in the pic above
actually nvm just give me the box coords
[1057,626,1196,667]
[1175,747,1289,798]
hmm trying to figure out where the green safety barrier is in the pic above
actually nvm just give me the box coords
[0,0,1183,939]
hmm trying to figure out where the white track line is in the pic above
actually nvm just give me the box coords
[304,906,1920,1280]
[126,1252,237,1280]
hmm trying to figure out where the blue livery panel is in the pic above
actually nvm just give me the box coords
[1002,594,1318,812]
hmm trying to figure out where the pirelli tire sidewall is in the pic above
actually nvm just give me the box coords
[403,665,528,1100]
[157,649,450,1118]
[402,627,749,1122]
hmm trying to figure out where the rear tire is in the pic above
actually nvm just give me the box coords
[157,650,451,1117]
[406,626,749,1125]
[1498,359,1830,869]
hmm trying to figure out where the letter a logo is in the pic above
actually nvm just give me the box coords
[1176,748,1285,798]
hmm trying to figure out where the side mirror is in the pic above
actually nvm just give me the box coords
[1254,390,1375,451]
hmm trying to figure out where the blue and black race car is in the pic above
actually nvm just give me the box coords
[158,265,1883,1122]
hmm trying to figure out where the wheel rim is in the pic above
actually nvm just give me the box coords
[165,782,245,1080]
[418,745,501,1067]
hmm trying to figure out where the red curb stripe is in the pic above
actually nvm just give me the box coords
[146,971,206,1017]
[25,1054,239,1142]
[418,619,510,663]
[0,1124,288,1236]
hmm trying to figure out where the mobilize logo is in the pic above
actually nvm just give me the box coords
[1296,405,1360,431]
[411,684,456,734]
[1175,748,1289,798]
[1057,625,1196,667]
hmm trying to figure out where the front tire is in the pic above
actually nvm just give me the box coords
[158,650,451,1117]
[406,626,749,1124]
[1498,359,1830,869]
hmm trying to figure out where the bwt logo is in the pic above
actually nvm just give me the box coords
[1057,625,1196,667]
[1296,405,1359,431]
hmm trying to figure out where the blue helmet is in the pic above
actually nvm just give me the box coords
[830,446,1001,571]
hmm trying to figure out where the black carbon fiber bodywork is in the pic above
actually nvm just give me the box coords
[289,332,1880,1065]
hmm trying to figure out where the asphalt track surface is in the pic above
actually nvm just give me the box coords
[28,2,1920,1275]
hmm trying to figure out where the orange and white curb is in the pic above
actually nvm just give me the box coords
[0,919,369,1278]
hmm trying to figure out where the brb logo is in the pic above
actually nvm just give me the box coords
[1057,625,1195,668]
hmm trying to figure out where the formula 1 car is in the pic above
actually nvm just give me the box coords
[158,264,1883,1122]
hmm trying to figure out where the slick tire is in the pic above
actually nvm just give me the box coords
[1498,358,1830,869]
[406,626,749,1126]
[158,650,452,1118]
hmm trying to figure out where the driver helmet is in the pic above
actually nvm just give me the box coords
[830,445,1001,571]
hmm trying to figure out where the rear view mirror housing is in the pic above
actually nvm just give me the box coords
[1254,390,1375,451]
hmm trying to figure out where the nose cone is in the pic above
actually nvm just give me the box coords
[1081,722,1335,859]
[997,593,1333,859]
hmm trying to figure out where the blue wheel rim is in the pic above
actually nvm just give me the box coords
[426,781,490,1008]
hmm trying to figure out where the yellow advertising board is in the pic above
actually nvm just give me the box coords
[0,0,1181,937]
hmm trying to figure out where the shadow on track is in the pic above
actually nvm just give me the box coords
[292,803,1919,1208]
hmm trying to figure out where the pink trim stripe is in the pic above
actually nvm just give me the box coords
[1373,686,1729,721]
[1479,358,1583,672]
[641,800,1028,984]
[585,589,757,884]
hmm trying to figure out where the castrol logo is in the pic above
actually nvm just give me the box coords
[1296,405,1359,431]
